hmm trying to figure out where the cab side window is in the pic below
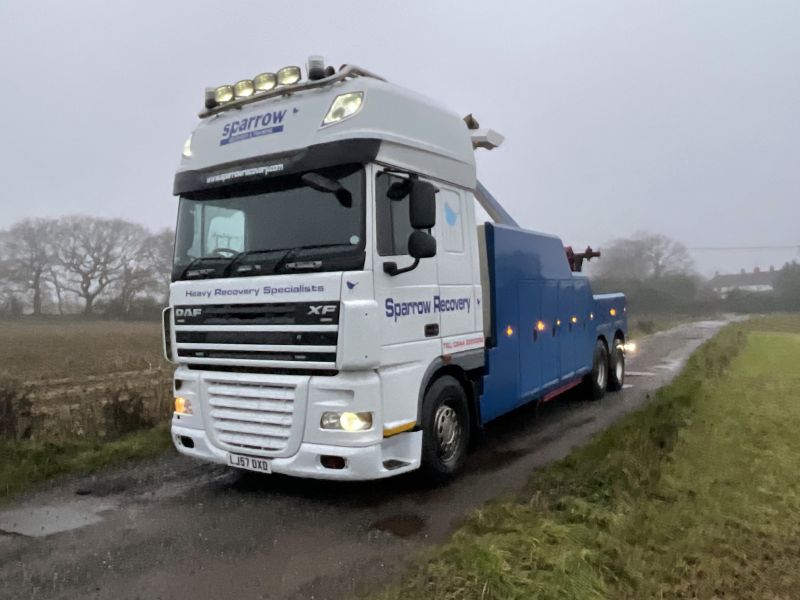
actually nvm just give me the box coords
[375,172,415,256]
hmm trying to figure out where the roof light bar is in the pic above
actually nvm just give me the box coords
[199,62,386,118]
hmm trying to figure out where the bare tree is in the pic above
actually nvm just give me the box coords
[594,231,693,280]
[53,216,149,315]
[144,228,175,303]
[113,223,155,315]
[0,219,54,315]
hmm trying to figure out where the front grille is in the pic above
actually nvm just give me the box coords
[174,302,339,326]
[190,364,338,376]
[178,349,336,362]
[176,330,337,346]
[173,301,340,371]
[206,379,297,453]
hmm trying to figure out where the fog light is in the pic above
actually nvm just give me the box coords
[277,66,301,86]
[320,455,346,469]
[254,72,277,91]
[182,135,192,158]
[320,411,373,432]
[322,92,364,126]
[174,396,192,415]
[623,341,637,354]
[214,84,234,103]
[234,79,255,98]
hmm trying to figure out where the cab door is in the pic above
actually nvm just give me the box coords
[435,187,478,340]
[372,169,440,347]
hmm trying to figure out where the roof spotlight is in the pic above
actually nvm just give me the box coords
[254,72,277,92]
[233,79,255,98]
[277,66,301,86]
[214,85,234,104]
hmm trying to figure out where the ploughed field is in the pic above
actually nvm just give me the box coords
[0,320,173,500]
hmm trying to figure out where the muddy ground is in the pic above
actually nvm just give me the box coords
[0,320,730,600]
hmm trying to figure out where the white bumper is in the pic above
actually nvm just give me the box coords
[169,366,421,480]
[172,422,421,480]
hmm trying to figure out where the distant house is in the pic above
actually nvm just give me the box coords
[709,266,778,298]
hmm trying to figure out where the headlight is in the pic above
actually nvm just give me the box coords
[322,92,364,126]
[277,66,301,86]
[174,396,192,415]
[622,341,637,354]
[320,411,373,432]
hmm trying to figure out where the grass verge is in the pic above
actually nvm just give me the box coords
[378,315,800,599]
[0,423,172,503]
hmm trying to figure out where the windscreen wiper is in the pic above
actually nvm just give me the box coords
[178,256,224,280]
[272,243,354,273]
[222,248,282,277]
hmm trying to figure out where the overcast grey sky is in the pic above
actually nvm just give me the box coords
[1,0,798,274]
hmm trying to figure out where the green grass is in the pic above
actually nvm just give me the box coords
[0,424,172,503]
[378,315,800,599]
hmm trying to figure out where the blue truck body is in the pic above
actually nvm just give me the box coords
[479,223,627,423]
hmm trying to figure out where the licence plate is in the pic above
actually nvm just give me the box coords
[228,453,272,474]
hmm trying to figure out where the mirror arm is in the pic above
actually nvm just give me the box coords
[382,259,420,277]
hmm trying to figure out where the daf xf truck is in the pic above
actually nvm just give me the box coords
[164,57,627,482]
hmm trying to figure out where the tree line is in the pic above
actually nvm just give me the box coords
[0,217,173,318]
[590,231,800,314]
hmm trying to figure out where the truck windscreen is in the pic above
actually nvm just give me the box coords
[172,164,365,280]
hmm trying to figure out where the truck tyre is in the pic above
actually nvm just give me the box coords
[587,340,609,401]
[608,340,625,391]
[419,375,470,484]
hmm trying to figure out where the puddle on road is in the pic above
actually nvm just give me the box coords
[369,513,427,538]
[0,500,117,537]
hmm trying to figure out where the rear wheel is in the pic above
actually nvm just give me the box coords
[419,375,470,484]
[587,340,609,401]
[608,340,625,391]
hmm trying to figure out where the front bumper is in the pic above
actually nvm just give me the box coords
[172,423,421,480]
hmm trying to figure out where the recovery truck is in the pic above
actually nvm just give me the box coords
[164,57,628,482]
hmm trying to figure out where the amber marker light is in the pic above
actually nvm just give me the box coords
[506,325,514,337]
[174,396,192,415]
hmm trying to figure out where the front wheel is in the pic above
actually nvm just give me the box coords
[587,340,609,401]
[419,376,470,485]
[608,341,625,391]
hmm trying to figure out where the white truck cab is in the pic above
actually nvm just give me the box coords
[165,59,627,482]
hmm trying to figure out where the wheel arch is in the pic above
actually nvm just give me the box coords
[416,355,482,440]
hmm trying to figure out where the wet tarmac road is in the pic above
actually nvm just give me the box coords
[0,320,730,600]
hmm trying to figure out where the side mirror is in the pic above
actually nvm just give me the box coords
[383,231,436,276]
[408,230,436,259]
[409,181,436,229]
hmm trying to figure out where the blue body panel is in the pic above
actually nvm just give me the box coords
[479,223,627,424]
